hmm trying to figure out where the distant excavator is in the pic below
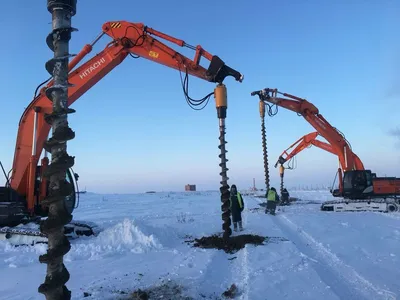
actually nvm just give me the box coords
[251,88,400,212]
[275,131,363,197]
[273,131,341,199]
[275,131,340,168]
[0,20,243,244]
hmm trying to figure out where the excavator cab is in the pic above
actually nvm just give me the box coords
[342,170,373,199]
[35,167,77,216]
[0,187,25,226]
[65,168,78,214]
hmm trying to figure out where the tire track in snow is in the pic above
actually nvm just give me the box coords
[239,245,250,300]
[232,212,250,300]
[195,214,251,298]
[272,214,397,300]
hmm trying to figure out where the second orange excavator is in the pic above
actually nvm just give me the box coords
[274,131,342,193]
[275,131,364,194]
[251,88,400,212]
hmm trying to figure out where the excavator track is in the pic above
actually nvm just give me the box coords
[320,198,400,213]
[0,186,100,246]
[0,220,101,246]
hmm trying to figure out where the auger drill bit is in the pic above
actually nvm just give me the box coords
[279,165,284,202]
[215,84,232,240]
[39,1,77,299]
[259,100,270,194]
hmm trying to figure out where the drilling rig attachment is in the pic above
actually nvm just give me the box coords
[215,84,232,240]
[38,1,78,298]
[278,164,287,206]
[259,100,270,196]
[279,165,284,196]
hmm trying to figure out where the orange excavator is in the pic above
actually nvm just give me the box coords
[274,131,341,193]
[0,20,243,243]
[251,88,400,212]
[274,131,363,193]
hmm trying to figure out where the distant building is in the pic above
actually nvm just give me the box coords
[185,184,196,191]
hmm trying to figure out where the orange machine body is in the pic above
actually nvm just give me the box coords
[9,21,243,214]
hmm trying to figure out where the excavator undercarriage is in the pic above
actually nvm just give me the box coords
[0,219,100,245]
[320,198,400,213]
[322,171,400,212]
[0,168,100,245]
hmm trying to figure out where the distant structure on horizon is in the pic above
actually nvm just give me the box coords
[249,178,258,191]
[185,184,196,191]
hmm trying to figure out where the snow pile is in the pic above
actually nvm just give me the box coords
[66,218,162,261]
[0,242,46,268]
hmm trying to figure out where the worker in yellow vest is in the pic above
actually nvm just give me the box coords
[230,184,245,231]
[266,187,279,215]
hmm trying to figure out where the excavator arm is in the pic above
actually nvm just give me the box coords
[274,131,340,195]
[251,88,364,173]
[274,131,365,195]
[275,131,364,170]
[9,20,243,214]
[274,132,337,168]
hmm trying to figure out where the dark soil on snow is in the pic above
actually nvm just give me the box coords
[185,233,290,254]
[128,281,241,299]
[129,281,192,299]
[222,284,238,298]
[187,234,267,254]
[248,207,264,212]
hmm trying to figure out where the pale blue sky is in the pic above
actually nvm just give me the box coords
[1,1,399,193]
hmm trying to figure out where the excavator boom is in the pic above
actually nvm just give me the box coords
[8,21,243,215]
[101,21,243,83]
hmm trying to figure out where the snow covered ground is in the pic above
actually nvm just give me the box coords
[1,190,399,300]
